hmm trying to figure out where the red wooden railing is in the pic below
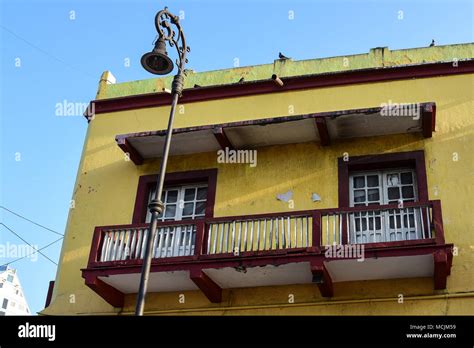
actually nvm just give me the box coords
[87,200,444,265]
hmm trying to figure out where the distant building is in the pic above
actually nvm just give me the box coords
[0,266,31,315]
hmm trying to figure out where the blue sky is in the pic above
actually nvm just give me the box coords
[0,0,472,315]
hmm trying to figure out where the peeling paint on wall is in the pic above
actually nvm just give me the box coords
[276,191,293,202]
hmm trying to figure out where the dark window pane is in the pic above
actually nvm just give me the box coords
[184,188,196,201]
[367,175,379,187]
[401,172,413,184]
[196,187,207,200]
[409,214,415,227]
[375,217,381,229]
[354,190,366,203]
[195,201,206,215]
[402,186,414,198]
[395,215,401,228]
[361,219,367,231]
[183,202,194,216]
[164,204,176,218]
[367,189,380,201]
[353,176,365,188]
[388,187,400,200]
[166,190,178,203]
[2,299,7,309]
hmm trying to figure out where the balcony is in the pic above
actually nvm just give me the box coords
[115,103,436,165]
[82,200,453,307]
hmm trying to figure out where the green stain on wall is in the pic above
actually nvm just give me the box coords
[97,43,474,100]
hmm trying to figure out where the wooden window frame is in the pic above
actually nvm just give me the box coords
[132,169,218,224]
[338,151,428,208]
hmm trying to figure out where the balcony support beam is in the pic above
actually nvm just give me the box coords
[433,250,449,290]
[213,127,234,150]
[315,117,330,146]
[311,262,334,297]
[190,269,222,303]
[116,137,144,165]
[421,103,436,138]
[83,275,124,308]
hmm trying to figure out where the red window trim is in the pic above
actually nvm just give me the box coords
[337,150,428,208]
[132,168,218,223]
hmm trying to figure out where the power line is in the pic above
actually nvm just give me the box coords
[0,223,58,266]
[0,236,63,268]
[0,206,63,236]
[0,24,97,80]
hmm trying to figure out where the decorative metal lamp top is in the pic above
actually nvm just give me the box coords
[141,7,190,76]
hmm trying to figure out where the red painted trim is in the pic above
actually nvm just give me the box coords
[86,61,474,119]
[190,269,222,303]
[193,220,205,258]
[83,242,453,277]
[132,169,218,224]
[311,262,334,297]
[116,138,144,165]
[83,274,124,307]
[44,280,55,308]
[432,200,445,244]
[324,200,432,214]
[88,226,104,265]
[338,150,429,208]
[315,118,330,146]
[433,250,448,290]
[312,212,322,248]
[213,127,234,150]
[338,157,350,208]
[81,242,453,303]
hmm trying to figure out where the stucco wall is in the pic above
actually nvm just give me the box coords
[42,72,474,315]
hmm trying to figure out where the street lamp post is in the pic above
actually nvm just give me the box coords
[135,7,189,316]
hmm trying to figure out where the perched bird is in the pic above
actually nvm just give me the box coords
[279,52,290,60]
[429,39,435,47]
[238,77,245,83]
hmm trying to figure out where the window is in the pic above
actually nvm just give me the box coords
[145,185,208,223]
[6,275,13,283]
[0,311,5,316]
[133,169,217,224]
[350,169,417,206]
[143,184,208,257]
[338,151,429,244]
[0,283,3,288]
[349,169,421,243]
[2,298,8,309]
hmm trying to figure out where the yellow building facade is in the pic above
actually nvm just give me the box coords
[42,44,474,315]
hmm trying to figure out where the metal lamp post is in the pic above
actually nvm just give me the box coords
[135,7,189,316]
